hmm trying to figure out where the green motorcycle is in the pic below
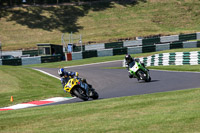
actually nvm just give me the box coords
[128,61,151,82]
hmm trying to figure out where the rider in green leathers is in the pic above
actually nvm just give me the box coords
[125,54,147,78]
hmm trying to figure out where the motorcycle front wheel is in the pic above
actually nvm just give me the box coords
[145,76,151,82]
[137,70,146,81]
[90,90,99,100]
[73,88,89,101]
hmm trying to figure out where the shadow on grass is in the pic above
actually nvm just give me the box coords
[0,0,147,33]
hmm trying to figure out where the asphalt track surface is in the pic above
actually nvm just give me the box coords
[35,60,200,106]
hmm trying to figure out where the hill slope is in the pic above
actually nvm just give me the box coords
[0,0,200,50]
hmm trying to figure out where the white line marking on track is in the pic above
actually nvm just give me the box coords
[33,68,60,80]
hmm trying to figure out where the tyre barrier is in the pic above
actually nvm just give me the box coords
[122,51,200,67]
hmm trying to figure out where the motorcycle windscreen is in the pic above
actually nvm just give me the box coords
[130,63,139,72]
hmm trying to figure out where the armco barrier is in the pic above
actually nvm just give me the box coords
[22,50,38,57]
[160,35,179,43]
[142,37,160,46]
[1,55,64,66]
[72,52,83,60]
[22,57,41,65]
[142,45,156,53]
[82,50,97,59]
[127,46,142,54]
[197,32,200,39]
[2,50,22,57]
[197,41,200,47]
[105,42,123,49]
[97,49,113,57]
[2,58,22,66]
[73,45,85,52]
[156,43,170,51]
[179,33,197,42]
[170,42,183,49]
[41,55,61,63]
[85,43,104,51]
[123,40,142,47]
[113,47,127,55]
[183,41,197,48]
[69,32,200,52]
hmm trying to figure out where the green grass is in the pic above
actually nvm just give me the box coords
[0,88,200,133]
[1,0,200,50]
[0,66,69,107]
[148,65,200,72]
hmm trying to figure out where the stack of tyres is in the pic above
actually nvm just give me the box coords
[41,55,61,63]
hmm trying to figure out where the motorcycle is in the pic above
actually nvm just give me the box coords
[129,61,151,82]
[64,77,99,101]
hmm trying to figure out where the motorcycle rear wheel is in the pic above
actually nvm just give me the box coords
[73,88,89,101]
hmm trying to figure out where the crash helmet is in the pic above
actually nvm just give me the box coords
[125,54,133,64]
[58,68,65,77]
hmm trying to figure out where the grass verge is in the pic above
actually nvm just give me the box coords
[148,65,200,72]
[0,88,200,132]
[0,66,69,107]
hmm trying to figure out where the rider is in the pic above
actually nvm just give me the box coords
[58,68,93,94]
[125,54,147,78]
[58,68,79,89]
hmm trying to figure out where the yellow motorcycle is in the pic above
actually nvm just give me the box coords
[64,78,99,101]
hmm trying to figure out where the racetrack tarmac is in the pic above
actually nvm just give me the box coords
[34,61,200,105]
